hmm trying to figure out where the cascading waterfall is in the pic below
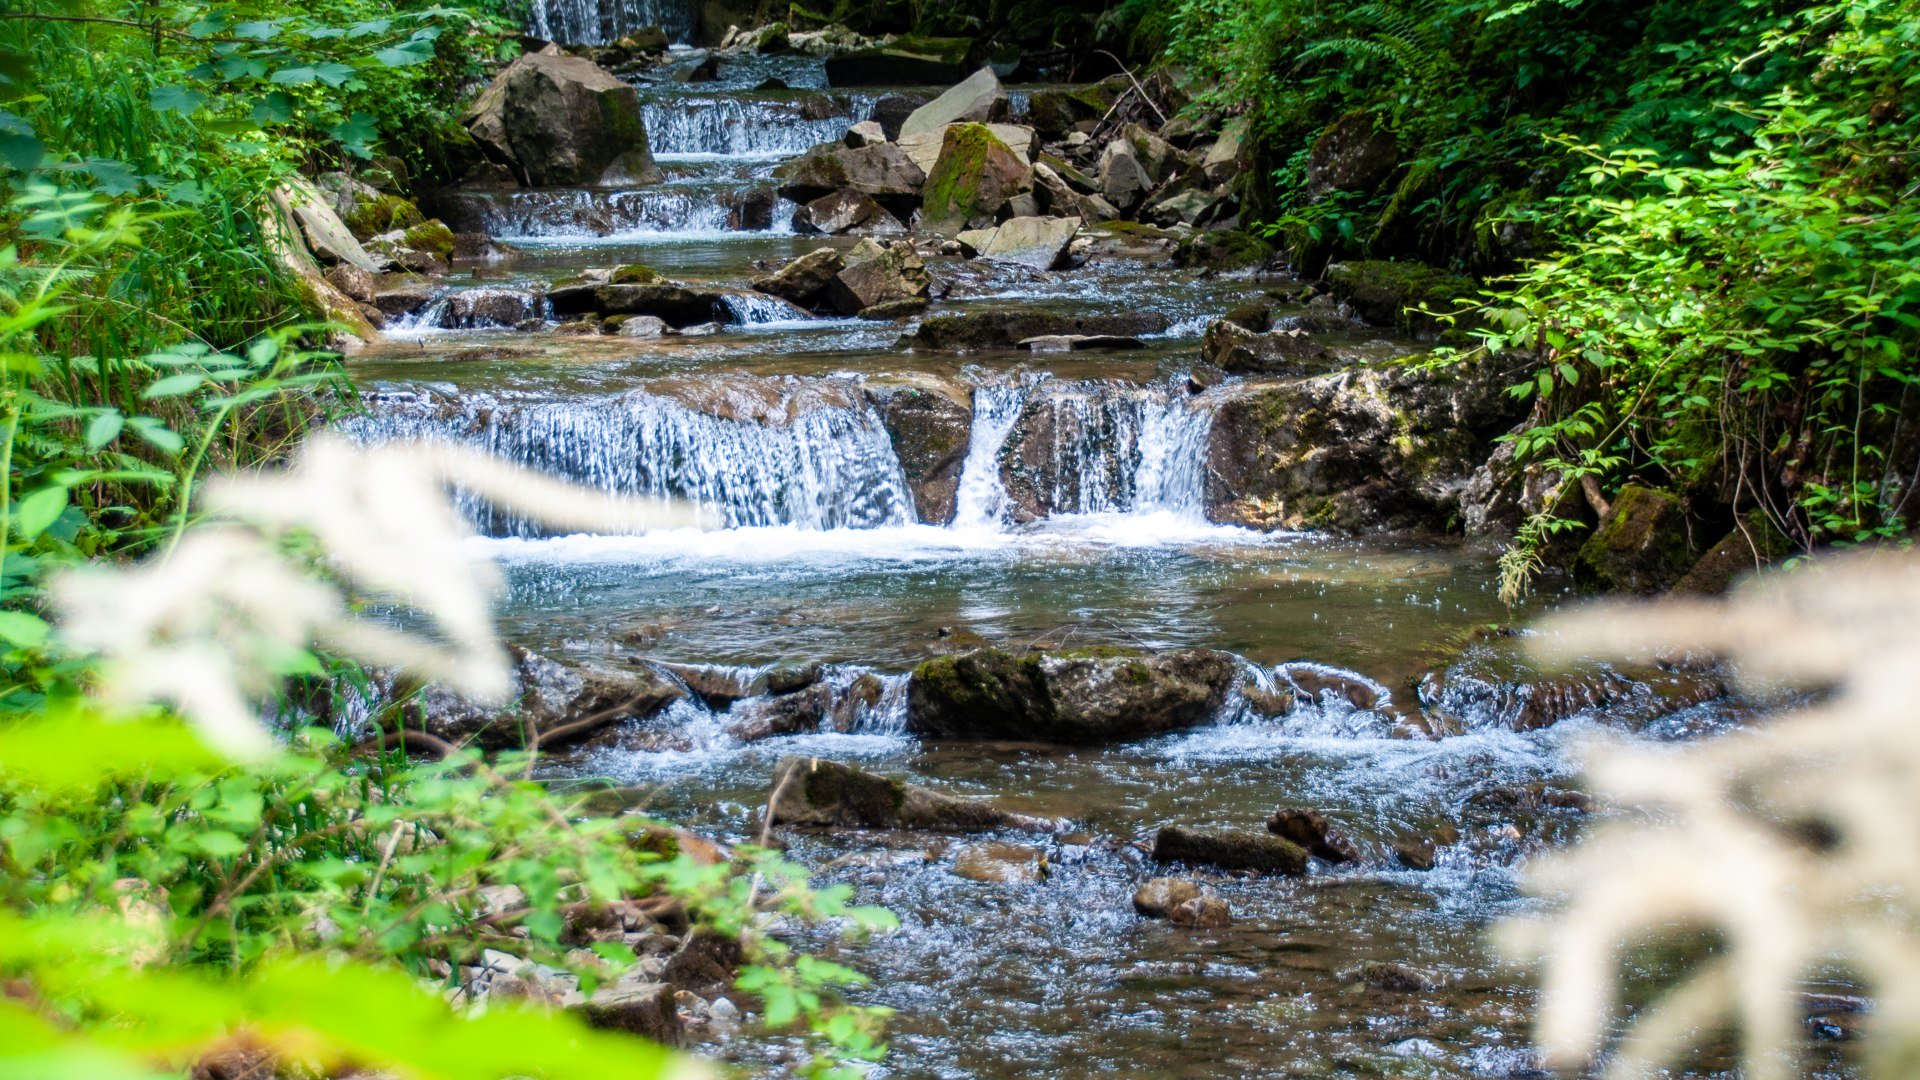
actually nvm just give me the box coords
[1027,382,1213,517]
[643,97,875,159]
[528,0,692,45]
[953,379,1215,528]
[719,292,814,325]
[441,187,787,240]
[950,382,1033,529]
[343,388,917,533]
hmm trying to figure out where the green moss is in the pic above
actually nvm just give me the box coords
[609,263,660,285]
[1324,260,1476,335]
[1177,229,1274,270]
[921,123,1019,235]
[401,219,456,260]
[343,193,425,240]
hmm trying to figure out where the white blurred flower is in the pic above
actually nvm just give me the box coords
[53,434,714,758]
[1505,551,1920,1079]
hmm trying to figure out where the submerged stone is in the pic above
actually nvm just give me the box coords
[767,756,1057,833]
[1132,877,1201,917]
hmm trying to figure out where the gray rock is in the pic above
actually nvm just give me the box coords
[749,247,845,310]
[972,215,1079,270]
[1267,808,1361,864]
[843,119,886,147]
[463,52,659,187]
[616,315,670,338]
[1200,320,1335,375]
[794,189,906,235]
[578,981,683,1046]
[773,142,926,216]
[391,645,687,751]
[900,67,1011,139]
[909,310,1169,350]
[1097,139,1153,212]
[827,238,930,315]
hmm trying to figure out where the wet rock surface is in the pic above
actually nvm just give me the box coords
[907,647,1238,743]
[768,756,1057,833]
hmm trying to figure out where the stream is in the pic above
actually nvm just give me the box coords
[342,20,1804,1079]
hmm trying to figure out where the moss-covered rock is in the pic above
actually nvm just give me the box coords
[823,35,973,86]
[400,219,456,261]
[906,646,1239,743]
[343,193,426,240]
[1324,260,1476,337]
[920,123,1032,236]
[1573,485,1698,594]
[609,263,661,284]
[1177,229,1274,271]
[1152,826,1308,875]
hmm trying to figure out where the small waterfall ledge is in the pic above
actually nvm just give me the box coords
[528,0,693,46]
[345,378,1220,536]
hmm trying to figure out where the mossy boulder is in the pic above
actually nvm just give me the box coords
[609,263,661,285]
[1152,826,1308,875]
[1304,111,1398,197]
[906,646,1239,743]
[767,756,1055,832]
[1573,485,1698,594]
[1324,260,1476,337]
[343,193,426,240]
[920,123,1032,235]
[401,219,456,261]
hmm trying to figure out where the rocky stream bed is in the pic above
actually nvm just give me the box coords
[283,4,1856,1075]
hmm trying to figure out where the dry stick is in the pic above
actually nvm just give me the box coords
[523,691,660,780]
[1096,50,1168,127]
[354,727,460,759]
[362,822,408,918]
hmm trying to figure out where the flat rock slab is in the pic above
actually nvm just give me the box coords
[1017,334,1145,353]
[769,756,1058,833]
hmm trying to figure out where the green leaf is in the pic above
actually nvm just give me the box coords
[14,486,67,541]
[149,85,207,116]
[86,411,123,450]
[142,373,205,399]
[194,830,249,858]
[0,610,50,648]
[128,417,185,456]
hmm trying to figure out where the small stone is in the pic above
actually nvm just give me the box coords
[1340,960,1437,993]
[1168,895,1232,928]
[1132,877,1201,917]
[1267,808,1361,864]
[708,996,741,1022]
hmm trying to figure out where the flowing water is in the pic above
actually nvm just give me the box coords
[344,33,1833,1077]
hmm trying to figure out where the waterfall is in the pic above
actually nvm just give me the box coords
[384,289,548,336]
[950,382,1032,529]
[343,387,917,533]
[644,98,874,159]
[528,0,693,45]
[442,187,789,241]
[720,292,814,325]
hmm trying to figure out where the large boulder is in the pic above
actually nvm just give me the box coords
[867,385,971,524]
[919,123,1033,235]
[283,178,388,273]
[464,53,659,187]
[1200,118,1250,185]
[826,238,930,315]
[1152,826,1309,875]
[1203,367,1513,533]
[871,93,933,139]
[907,647,1239,743]
[1025,86,1112,139]
[897,122,1033,176]
[898,67,1010,139]
[749,247,844,310]
[1573,485,1698,594]
[773,142,926,218]
[767,756,1055,832]
[824,35,973,86]
[390,646,686,751]
[1305,111,1398,197]
[961,216,1081,270]
[908,310,1169,350]
[1673,512,1795,594]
